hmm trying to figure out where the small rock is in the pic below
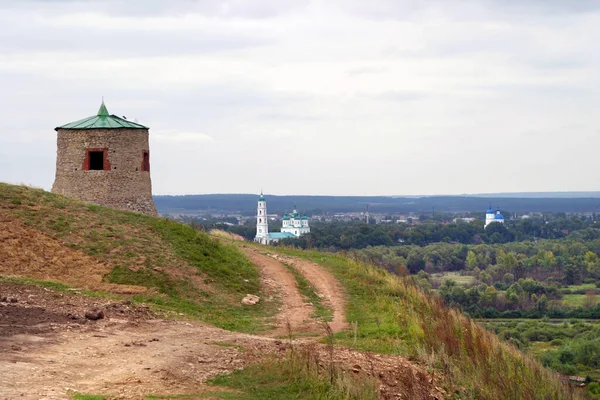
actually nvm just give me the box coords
[241,294,260,305]
[84,308,104,321]
[0,296,7,302]
[9,297,18,303]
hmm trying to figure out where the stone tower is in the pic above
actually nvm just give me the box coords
[254,192,269,245]
[51,101,157,216]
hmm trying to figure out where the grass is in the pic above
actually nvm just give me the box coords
[563,294,589,308]
[265,244,586,400]
[0,183,275,333]
[204,347,378,400]
[431,271,476,286]
[565,283,598,292]
[145,395,221,399]
[282,261,333,321]
[144,347,378,400]
[70,393,107,400]
[206,341,245,352]
[0,276,120,301]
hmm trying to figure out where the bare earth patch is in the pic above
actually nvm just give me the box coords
[0,212,146,294]
[0,283,275,399]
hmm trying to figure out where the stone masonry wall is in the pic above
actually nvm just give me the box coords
[51,128,157,216]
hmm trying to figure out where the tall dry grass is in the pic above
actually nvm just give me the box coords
[270,245,589,399]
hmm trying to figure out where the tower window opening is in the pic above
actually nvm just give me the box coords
[142,150,150,172]
[89,151,104,170]
[83,148,110,171]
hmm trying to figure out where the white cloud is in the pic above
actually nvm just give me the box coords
[0,0,599,195]
[152,132,214,143]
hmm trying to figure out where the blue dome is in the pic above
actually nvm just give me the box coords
[487,208,494,214]
[495,213,504,220]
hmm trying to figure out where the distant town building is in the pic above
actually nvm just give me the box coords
[254,193,310,245]
[453,217,476,223]
[281,205,311,238]
[485,204,505,228]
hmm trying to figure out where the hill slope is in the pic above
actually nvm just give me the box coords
[262,245,589,399]
[0,183,590,399]
[0,183,272,332]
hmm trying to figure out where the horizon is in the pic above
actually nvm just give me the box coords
[152,190,600,199]
[5,177,600,199]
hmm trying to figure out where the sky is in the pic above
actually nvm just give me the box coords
[0,0,599,196]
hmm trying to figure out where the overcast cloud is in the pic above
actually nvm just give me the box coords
[0,0,598,195]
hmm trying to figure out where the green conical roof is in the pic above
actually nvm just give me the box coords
[55,101,148,131]
[97,101,109,116]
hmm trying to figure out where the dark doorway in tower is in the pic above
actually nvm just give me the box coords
[89,151,104,170]
[142,150,150,172]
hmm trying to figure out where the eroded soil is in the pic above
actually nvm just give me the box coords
[0,284,275,399]
[0,212,146,294]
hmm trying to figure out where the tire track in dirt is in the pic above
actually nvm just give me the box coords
[269,253,348,333]
[241,246,347,335]
[240,247,319,336]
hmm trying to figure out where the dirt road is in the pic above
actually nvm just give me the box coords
[0,284,276,399]
[267,252,348,333]
[0,249,443,399]
[241,247,338,336]
[0,246,350,399]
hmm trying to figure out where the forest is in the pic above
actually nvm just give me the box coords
[189,212,600,382]
[197,212,600,383]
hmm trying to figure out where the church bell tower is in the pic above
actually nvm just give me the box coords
[254,192,269,245]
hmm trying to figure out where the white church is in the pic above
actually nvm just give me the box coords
[485,204,505,228]
[254,193,310,245]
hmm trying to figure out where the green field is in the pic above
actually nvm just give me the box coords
[562,294,590,308]
[431,271,476,286]
[565,283,598,292]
